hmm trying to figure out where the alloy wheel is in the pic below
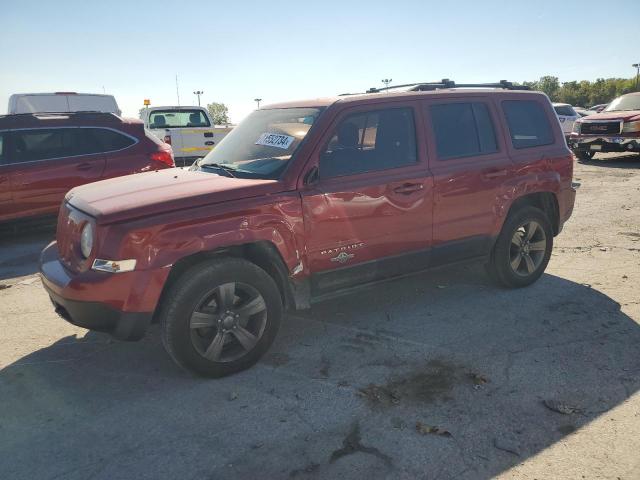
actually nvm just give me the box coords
[509,220,547,277]
[189,282,268,363]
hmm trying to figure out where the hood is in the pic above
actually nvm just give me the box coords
[66,168,281,223]
[582,110,640,121]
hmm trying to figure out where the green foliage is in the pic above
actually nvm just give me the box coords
[523,76,638,107]
[206,102,230,125]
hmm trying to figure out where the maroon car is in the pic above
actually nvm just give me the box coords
[40,81,576,377]
[0,112,174,223]
[570,92,640,160]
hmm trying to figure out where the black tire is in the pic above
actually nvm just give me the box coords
[573,149,595,161]
[486,206,553,288]
[159,257,282,377]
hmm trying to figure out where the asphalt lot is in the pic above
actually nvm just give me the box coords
[1,153,639,480]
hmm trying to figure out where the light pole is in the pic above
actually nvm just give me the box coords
[254,98,262,109]
[633,64,640,91]
[381,78,392,92]
[193,90,204,106]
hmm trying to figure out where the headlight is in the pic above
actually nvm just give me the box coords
[622,120,640,133]
[80,223,94,259]
[572,121,582,134]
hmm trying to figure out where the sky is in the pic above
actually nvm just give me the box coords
[1,0,638,123]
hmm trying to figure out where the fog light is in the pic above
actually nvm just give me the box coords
[92,259,136,273]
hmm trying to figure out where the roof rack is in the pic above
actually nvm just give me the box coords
[361,79,530,94]
[0,111,121,121]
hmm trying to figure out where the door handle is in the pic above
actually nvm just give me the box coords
[393,183,424,194]
[482,168,508,179]
[76,163,93,171]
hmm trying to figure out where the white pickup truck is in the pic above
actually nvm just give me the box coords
[140,106,232,167]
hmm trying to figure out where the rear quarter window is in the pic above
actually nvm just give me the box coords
[502,100,554,149]
[90,128,136,152]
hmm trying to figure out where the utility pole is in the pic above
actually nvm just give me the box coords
[254,98,262,109]
[633,63,640,91]
[193,90,204,106]
[175,74,181,106]
[381,78,393,91]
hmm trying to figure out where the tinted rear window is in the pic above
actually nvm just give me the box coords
[148,110,210,128]
[430,102,498,159]
[554,105,576,116]
[502,100,554,149]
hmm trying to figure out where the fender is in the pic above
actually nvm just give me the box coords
[98,192,307,277]
[490,160,562,238]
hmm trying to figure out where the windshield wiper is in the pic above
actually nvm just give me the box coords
[199,163,237,178]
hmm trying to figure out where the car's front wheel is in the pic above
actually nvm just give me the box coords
[159,258,282,377]
[486,206,553,288]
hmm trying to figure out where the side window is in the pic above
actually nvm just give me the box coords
[10,128,75,163]
[502,100,554,149]
[89,128,136,152]
[0,133,4,164]
[429,102,498,160]
[320,107,417,178]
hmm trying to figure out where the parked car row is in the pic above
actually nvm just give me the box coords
[0,112,174,223]
[38,81,576,377]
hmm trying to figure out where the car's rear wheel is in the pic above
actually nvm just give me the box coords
[573,149,595,161]
[159,258,282,377]
[486,206,553,288]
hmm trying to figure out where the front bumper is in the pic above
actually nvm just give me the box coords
[39,242,161,341]
[569,135,640,153]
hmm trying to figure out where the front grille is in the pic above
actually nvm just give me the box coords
[581,121,621,135]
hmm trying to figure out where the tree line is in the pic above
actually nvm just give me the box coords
[522,76,638,107]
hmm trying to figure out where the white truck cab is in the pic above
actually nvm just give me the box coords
[8,92,121,115]
[140,106,232,167]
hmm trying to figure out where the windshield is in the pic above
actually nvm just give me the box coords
[199,107,323,178]
[604,95,640,112]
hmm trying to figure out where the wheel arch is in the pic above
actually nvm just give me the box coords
[152,241,298,323]
[506,192,560,235]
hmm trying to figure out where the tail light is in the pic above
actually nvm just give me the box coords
[150,145,175,168]
[163,134,172,145]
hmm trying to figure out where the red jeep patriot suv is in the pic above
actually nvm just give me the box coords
[39,80,576,377]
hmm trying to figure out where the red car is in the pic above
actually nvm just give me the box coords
[40,81,576,377]
[0,112,174,223]
[570,92,640,160]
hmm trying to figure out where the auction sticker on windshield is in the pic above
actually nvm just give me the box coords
[255,133,295,150]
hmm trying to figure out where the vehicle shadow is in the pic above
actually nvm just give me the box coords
[1,265,639,479]
[580,152,640,169]
[0,223,55,281]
